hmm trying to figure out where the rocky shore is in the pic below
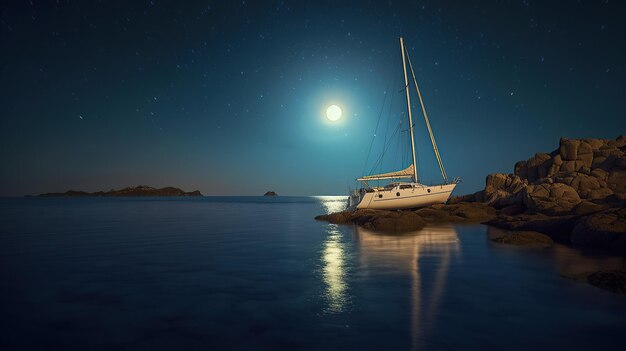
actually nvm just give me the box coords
[38,185,203,197]
[316,135,626,253]
[316,135,626,294]
[315,202,496,232]
[465,135,626,254]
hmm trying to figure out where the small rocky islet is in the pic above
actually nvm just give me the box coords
[38,185,203,197]
[316,135,626,294]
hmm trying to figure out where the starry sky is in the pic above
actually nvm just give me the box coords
[1,0,625,196]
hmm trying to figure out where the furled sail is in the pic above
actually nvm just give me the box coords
[357,164,415,181]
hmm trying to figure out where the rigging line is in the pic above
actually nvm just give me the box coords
[378,71,401,176]
[368,122,401,176]
[400,122,415,133]
[405,129,409,167]
[395,125,401,166]
[405,130,409,167]
[380,99,392,174]
[362,71,407,181]
[396,122,406,167]
[369,122,400,174]
[361,74,395,177]
[404,46,448,183]
[375,85,400,183]
[400,129,404,167]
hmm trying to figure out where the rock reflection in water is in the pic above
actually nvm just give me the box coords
[354,225,460,351]
[487,226,626,278]
[322,225,348,313]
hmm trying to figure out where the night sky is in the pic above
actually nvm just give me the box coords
[1,1,625,196]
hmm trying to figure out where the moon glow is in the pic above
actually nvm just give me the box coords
[326,105,342,121]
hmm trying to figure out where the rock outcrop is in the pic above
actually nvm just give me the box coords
[263,191,278,196]
[315,209,427,232]
[522,182,581,216]
[479,135,626,210]
[414,203,497,223]
[39,185,203,197]
[315,202,496,232]
[462,135,626,253]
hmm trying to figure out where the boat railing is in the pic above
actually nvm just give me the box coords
[430,177,462,187]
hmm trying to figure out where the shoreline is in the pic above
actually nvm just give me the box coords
[318,135,626,254]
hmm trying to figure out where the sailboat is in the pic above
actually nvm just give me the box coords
[348,37,459,210]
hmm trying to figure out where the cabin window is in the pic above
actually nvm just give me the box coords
[378,194,383,198]
[399,185,413,189]
[396,192,400,196]
[427,189,431,193]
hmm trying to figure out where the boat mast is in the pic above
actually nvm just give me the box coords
[404,50,449,183]
[400,37,419,183]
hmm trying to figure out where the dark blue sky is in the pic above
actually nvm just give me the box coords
[1,1,625,196]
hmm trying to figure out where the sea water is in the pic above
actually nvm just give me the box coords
[1,196,625,350]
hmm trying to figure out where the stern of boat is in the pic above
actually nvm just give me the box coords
[348,189,364,210]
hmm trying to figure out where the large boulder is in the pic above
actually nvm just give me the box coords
[315,209,426,232]
[571,201,606,216]
[528,153,552,181]
[559,138,581,161]
[554,173,606,200]
[514,160,528,179]
[515,153,553,182]
[522,182,581,215]
[315,212,350,224]
[608,170,626,195]
[359,210,426,232]
[577,141,594,168]
[483,173,527,208]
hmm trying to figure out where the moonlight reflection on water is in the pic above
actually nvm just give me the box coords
[322,226,348,313]
[315,196,348,215]
[354,225,460,350]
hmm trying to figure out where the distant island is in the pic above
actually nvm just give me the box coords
[264,191,278,196]
[38,185,203,197]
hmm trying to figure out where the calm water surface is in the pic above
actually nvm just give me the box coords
[1,197,625,350]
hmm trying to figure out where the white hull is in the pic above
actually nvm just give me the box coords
[350,183,457,210]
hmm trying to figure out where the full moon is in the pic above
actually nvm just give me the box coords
[326,105,342,121]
